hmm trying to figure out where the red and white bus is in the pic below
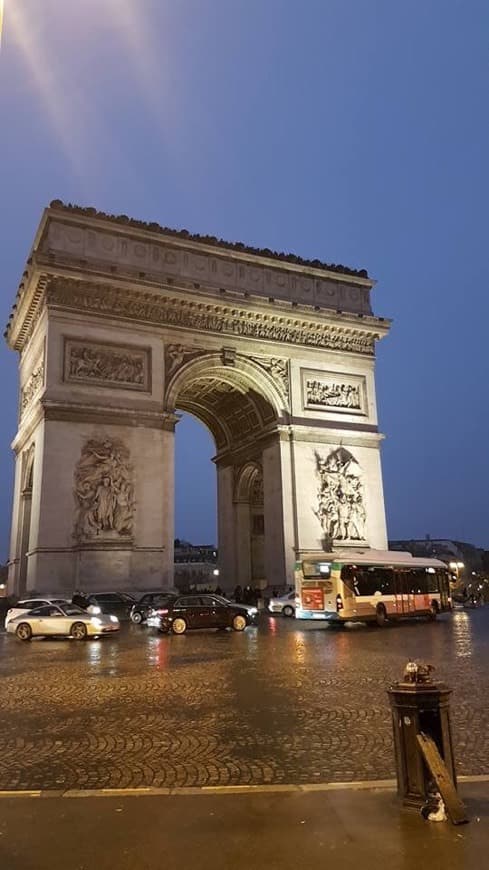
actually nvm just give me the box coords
[294,550,452,626]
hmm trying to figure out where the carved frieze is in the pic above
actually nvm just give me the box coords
[64,339,151,391]
[20,356,45,419]
[315,447,366,543]
[250,355,289,398]
[302,370,366,415]
[74,437,135,541]
[47,279,377,355]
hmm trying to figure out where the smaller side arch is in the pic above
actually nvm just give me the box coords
[234,461,262,503]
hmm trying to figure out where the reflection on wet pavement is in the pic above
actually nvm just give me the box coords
[0,609,488,790]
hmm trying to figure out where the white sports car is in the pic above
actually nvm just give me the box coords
[6,603,120,641]
[5,597,70,627]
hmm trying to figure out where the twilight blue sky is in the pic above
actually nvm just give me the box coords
[1,0,488,558]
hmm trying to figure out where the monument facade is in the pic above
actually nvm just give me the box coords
[5,202,390,595]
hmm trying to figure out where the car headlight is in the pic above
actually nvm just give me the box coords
[248,607,258,615]
[91,617,103,627]
[109,615,119,624]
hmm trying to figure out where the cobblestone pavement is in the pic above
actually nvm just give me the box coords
[0,608,488,790]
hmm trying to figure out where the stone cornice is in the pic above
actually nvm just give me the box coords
[285,425,385,448]
[41,399,179,431]
[40,276,385,356]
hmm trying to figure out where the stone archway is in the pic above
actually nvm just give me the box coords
[167,356,286,590]
[5,202,390,595]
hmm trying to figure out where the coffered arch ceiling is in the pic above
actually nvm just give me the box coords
[176,372,277,451]
[168,359,283,453]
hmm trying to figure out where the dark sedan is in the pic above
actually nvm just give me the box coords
[86,592,136,618]
[130,592,174,624]
[147,594,258,634]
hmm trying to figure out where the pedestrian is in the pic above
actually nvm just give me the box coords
[215,585,222,596]
[234,584,243,603]
[243,584,253,605]
[72,589,88,609]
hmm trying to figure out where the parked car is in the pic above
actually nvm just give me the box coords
[130,592,175,624]
[267,591,296,617]
[6,603,120,641]
[147,593,258,634]
[5,597,70,628]
[86,592,136,618]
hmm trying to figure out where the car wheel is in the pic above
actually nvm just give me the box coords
[172,617,187,635]
[131,611,143,624]
[282,605,294,618]
[232,614,247,632]
[375,605,387,627]
[71,621,88,640]
[16,622,32,641]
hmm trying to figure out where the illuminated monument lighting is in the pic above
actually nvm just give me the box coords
[5,202,390,595]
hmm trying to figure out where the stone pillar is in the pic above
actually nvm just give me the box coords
[216,464,235,591]
[7,451,26,597]
[262,435,296,589]
[290,429,388,553]
[19,417,174,595]
[235,501,252,588]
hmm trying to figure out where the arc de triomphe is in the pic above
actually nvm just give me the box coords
[5,202,390,596]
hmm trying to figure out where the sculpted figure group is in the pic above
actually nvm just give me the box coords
[307,379,361,410]
[69,344,145,386]
[74,438,135,540]
[316,447,366,542]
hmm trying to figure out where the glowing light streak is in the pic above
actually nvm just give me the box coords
[0,0,4,51]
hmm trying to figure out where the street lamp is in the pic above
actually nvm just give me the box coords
[449,562,465,588]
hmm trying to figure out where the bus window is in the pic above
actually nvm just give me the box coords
[302,561,331,580]
[410,569,428,594]
[341,566,394,596]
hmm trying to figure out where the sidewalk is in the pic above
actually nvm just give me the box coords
[0,782,487,870]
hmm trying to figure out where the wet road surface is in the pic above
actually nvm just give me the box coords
[0,608,488,790]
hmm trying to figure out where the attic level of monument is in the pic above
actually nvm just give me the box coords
[5,204,389,353]
[47,200,371,278]
[5,204,391,598]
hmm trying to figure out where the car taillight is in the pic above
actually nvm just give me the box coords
[336,594,343,612]
[155,609,169,615]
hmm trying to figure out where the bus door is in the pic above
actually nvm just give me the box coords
[394,570,416,614]
[437,570,450,610]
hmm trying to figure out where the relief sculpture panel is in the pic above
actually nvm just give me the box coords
[20,354,45,419]
[74,438,135,541]
[315,447,366,543]
[302,369,366,415]
[64,339,151,391]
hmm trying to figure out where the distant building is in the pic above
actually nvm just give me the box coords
[388,536,489,586]
[173,540,219,590]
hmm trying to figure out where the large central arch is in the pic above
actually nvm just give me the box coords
[168,355,286,589]
[5,202,390,595]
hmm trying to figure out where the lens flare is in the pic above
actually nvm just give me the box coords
[0,0,4,50]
